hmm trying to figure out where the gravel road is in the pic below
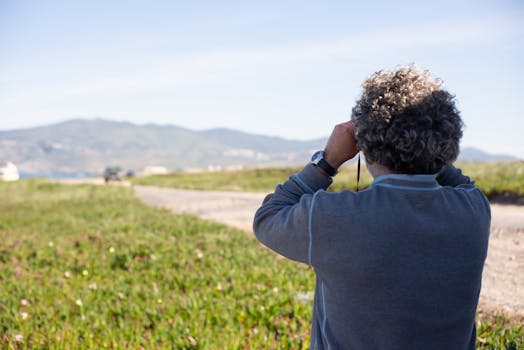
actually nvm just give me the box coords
[134,185,524,316]
[134,186,266,232]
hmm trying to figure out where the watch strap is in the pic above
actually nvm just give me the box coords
[317,157,338,176]
[311,151,338,176]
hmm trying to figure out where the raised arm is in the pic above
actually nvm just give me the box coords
[253,164,332,264]
[253,121,359,264]
[436,164,475,187]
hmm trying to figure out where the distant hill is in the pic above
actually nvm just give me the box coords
[458,147,517,162]
[0,119,323,175]
[0,119,517,175]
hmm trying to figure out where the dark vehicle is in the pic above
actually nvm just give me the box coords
[103,166,122,183]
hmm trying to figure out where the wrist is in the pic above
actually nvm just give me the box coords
[311,150,338,177]
[313,164,332,177]
[323,152,342,170]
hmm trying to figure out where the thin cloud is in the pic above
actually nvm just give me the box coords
[1,13,520,106]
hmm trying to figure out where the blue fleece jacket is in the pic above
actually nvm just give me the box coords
[253,164,490,350]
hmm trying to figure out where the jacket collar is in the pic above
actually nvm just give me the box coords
[372,173,441,190]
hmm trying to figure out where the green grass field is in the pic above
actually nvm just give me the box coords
[131,161,524,203]
[1,180,522,349]
[1,180,314,349]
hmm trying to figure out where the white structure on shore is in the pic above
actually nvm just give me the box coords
[142,165,168,176]
[0,162,20,181]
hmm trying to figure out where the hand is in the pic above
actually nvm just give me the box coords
[323,121,360,169]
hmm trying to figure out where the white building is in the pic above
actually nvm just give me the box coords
[0,162,20,181]
[142,165,168,176]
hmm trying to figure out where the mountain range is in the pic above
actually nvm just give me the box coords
[0,119,518,175]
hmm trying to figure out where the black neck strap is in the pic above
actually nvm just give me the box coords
[356,154,361,192]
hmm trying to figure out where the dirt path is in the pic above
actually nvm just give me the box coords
[481,205,524,316]
[134,186,266,232]
[133,185,524,316]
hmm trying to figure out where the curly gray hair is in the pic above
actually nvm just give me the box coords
[351,66,463,174]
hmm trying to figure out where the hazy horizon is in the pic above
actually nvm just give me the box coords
[1,117,520,161]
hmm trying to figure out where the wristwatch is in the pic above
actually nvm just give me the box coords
[311,150,338,177]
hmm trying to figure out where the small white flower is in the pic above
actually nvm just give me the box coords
[118,292,124,300]
[272,287,279,293]
[20,312,28,320]
[75,299,83,307]
[260,306,265,311]
[82,270,88,276]
[216,283,223,291]
[88,283,97,290]
[150,254,157,261]
[295,291,314,304]
[196,250,204,259]
[15,334,23,342]
[20,299,29,307]
[188,335,197,346]
[64,271,71,278]
[109,247,115,254]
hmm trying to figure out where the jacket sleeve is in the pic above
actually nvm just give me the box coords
[437,164,491,221]
[436,164,475,187]
[253,164,332,265]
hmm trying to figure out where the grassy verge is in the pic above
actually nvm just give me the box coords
[0,180,313,349]
[457,161,524,203]
[131,167,305,193]
[1,180,522,349]
[476,308,524,350]
[131,161,524,203]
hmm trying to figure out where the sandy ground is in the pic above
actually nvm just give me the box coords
[481,205,524,316]
[133,185,524,316]
[133,186,266,232]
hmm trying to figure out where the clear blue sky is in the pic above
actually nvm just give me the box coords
[1,0,523,157]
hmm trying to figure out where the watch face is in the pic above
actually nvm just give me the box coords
[311,150,324,164]
[311,150,337,176]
